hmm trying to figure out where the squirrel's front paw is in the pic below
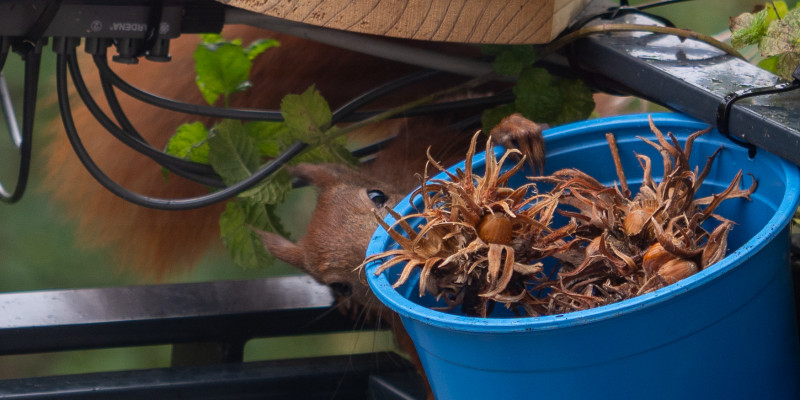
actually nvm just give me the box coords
[489,113,547,174]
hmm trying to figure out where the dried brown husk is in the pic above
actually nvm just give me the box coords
[361,132,568,317]
[363,116,757,318]
[529,116,756,315]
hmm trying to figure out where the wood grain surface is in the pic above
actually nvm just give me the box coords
[218,0,590,44]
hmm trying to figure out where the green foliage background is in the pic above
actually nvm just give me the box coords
[0,0,787,380]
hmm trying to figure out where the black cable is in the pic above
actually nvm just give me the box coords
[58,40,211,181]
[84,48,514,202]
[96,53,510,124]
[0,0,60,202]
[350,137,396,159]
[347,110,487,160]
[0,42,41,203]
[94,54,285,121]
[716,65,800,159]
[76,37,511,205]
[90,54,225,186]
[57,52,308,211]
[98,64,148,143]
[332,69,510,158]
[66,51,225,187]
[331,70,440,124]
[93,55,459,186]
[345,92,515,121]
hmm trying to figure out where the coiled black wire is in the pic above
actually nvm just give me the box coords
[0,0,64,202]
[57,47,308,211]
[66,49,225,187]
[0,42,41,203]
[64,35,513,208]
[90,47,511,168]
[94,53,285,122]
[95,52,512,125]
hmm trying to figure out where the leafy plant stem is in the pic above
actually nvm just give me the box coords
[543,24,745,60]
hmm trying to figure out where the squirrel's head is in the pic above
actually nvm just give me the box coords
[259,163,410,316]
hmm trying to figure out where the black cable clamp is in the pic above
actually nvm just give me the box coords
[112,0,168,64]
[715,64,800,159]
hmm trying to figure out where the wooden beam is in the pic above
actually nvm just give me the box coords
[218,0,591,44]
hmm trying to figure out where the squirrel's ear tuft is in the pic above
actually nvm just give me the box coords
[257,230,306,270]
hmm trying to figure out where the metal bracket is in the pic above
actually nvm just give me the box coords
[570,1,800,166]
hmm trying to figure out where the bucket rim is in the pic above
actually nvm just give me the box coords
[365,113,800,333]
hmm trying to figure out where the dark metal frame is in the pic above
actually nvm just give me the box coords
[568,6,800,164]
[0,276,425,399]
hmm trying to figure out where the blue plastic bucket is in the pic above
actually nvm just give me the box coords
[365,113,800,399]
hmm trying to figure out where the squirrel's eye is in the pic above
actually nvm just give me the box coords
[367,189,388,207]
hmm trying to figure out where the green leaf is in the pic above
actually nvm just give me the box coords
[291,134,357,166]
[759,7,800,57]
[730,4,800,79]
[245,39,280,61]
[281,86,332,143]
[208,119,261,185]
[758,55,780,73]
[238,168,293,205]
[492,51,526,77]
[513,67,563,123]
[165,122,210,163]
[767,1,790,23]
[492,67,594,128]
[219,200,276,269]
[264,203,290,238]
[552,78,595,125]
[244,121,292,158]
[162,122,210,180]
[730,9,769,49]
[194,41,253,105]
[487,45,537,76]
[480,65,594,131]
[507,46,537,66]
[207,120,294,204]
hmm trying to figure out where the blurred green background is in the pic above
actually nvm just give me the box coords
[0,0,788,380]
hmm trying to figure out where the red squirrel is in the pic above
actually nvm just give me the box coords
[42,25,563,398]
